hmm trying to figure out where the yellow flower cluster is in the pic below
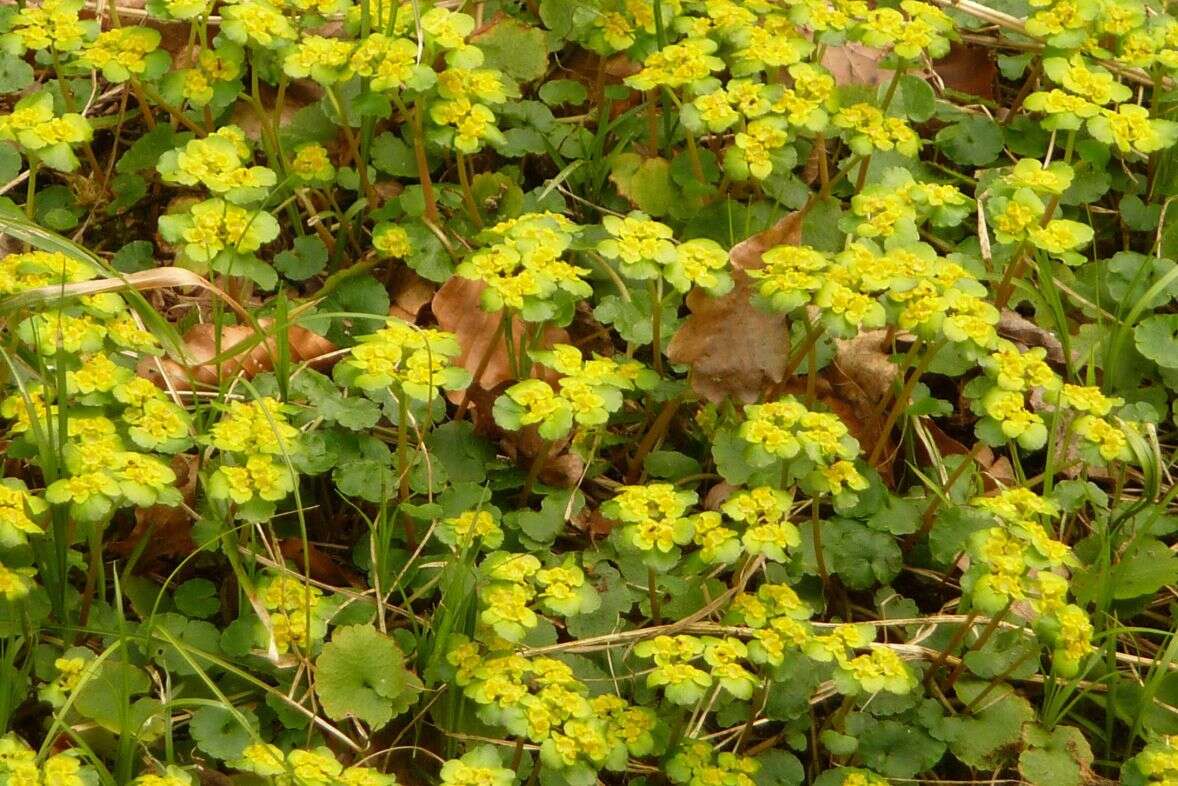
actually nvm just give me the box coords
[231,743,396,784]
[458,212,590,315]
[494,344,650,440]
[339,317,469,402]
[157,126,276,198]
[0,90,92,172]
[476,551,599,643]
[1,0,92,53]
[0,734,98,786]
[602,483,699,564]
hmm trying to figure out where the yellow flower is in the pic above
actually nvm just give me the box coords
[1089,104,1178,155]
[77,26,162,81]
[373,223,411,258]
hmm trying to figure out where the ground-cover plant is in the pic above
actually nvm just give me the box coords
[0,0,1177,784]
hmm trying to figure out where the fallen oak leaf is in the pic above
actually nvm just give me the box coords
[667,212,801,403]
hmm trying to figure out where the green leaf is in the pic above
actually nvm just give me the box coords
[119,125,186,174]
[1120,195,1162,231]
[1109,538,1178,599]
[897,75,936,122]
[275,236,328,281]
[315,624,421,729]
[190,705,258,761]
[174,578,220,619]
[866,494,920,536]
[1106,252,1178,310]
[75,661,152,729]
[946,681,1033,770]
[644,450,702,480]
[935,116,1004,166]
[847,714,946,778]
[108,172,147,214]
[593,290,679,346]
[371,132,420,177]
[427,421,494,484]
[320,395,382,431]
[801,197,845,251]
[825,519,901,589]
[512,490,582,546]
[0,142,20,182]
[334,458,395,503]
[539,79,587,106]
[212,252,277,290]
[753,749,805,786]
[1135,314,1178,369]
[610,154,676,217]
[404,220,453,283]
[964,629,1040,680]
[1018,725,1093,786]
[565,563,632,638]
[472,19,549,82]
[929,507,993,564]
[0,53,33,94]
[112,240,156,273]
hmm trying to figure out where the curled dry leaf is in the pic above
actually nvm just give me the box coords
[666,212,801,403]
[138,319,336,390]
[431,277,568,393]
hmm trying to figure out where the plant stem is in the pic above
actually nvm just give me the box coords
[925,610,977,687]
[456,152,483,228]
[649,278,665,375]
[520,438,553,503]
[943,601,1012,692]
[867,338,945,466]
[24,161,37,222]
[626,394,683,482]
[811,501,828,588]
[128,78,157,130]
[325,86,378,208]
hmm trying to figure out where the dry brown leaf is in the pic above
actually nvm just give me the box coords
[138,320,336,390]
[388,267,436,322]
[831,330,899,413]
[667,212,801,403]
[933,43,998,101]
[278,538,364,588]
[432,277,568,392]
[827,330,900,480]
[822,44,892,86]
